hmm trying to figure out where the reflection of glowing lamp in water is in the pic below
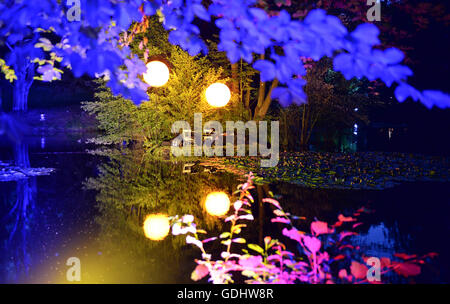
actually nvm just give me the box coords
[143,214,170,241]
[205,192,231,216]
[143,61,170,87]
[205,83,231,107]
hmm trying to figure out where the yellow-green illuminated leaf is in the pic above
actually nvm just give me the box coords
[248,244,264,254]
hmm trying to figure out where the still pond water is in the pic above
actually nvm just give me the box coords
[0,135,449,283]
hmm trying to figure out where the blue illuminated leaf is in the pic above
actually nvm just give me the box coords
[421,90,450,109]
[381,48,404,64]
[37,64,61,81]
[249,8,268,21]
[253,60,276,82]
[351,23,380,46]
[395,83,422,102]
[0,0,446,107]
[271,87,292,107]
[192,4,210,21]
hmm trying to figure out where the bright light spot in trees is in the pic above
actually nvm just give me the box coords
[205,191,230,216]
[353,123,358,135]
[205,83,231,107]
[143,214,170,240]
[143,61,170,87]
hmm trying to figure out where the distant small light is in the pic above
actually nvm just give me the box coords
[353,124,358,136]
[41,137,46,149]
[354,108,358,112]
[388,128,393,139]
[40,114,46,121]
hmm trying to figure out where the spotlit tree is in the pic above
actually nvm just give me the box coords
[82,18,229,150]
[0,26,64,111]
[6,38,38,111]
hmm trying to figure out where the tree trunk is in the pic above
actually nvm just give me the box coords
[300,104,309,151]
[244,88,251,111]
[12,62,34,112]
[9,142,37,248]
[254,79,278,121]
[14,142,30,167]
[13,79,28,112]
[230,62,239,111]
[254,70,266,119]
[280,110,288,150]
[231,63,239,95]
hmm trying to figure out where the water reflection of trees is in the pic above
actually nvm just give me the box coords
[87,149,239,230]
[1,142,37,282]
[83,149,240,282]
[84,149,448,283]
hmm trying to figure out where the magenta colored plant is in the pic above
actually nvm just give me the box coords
[168,173,437,284]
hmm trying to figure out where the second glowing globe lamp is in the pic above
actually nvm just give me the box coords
[143,214,171,241]
[205,83,231,107]
[204,191,231,216]
[143,60,170,87]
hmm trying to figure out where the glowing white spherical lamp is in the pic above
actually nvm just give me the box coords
[143,214,170,241]
[204,191,231,216]
[143,61,170,87]
[205,83,231,107]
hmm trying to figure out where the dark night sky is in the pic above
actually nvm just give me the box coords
[375,2,450,154]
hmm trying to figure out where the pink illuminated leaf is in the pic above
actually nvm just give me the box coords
[338,214,356,222]
[333,254,346,261]
[339,231,358,241]
[271,217,290,224]
[393,262,421,277]
[350,261,368,279]
[239,256,263,269]
[282,227,303,243]
[311,221,332,236]
[202,237,217,243]
[394,253,417,260]
[425,252,439,258]
[239,214,254,221]
[303,236,321,253]
[381,257,391,268]
[191,264,209,281]
[338,269,348,279]
[352,222,363,229]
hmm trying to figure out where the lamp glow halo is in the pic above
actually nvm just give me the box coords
[143,61,170,87]
[205,83,231,107]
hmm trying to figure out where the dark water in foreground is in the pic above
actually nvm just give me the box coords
[0,135,449,284]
